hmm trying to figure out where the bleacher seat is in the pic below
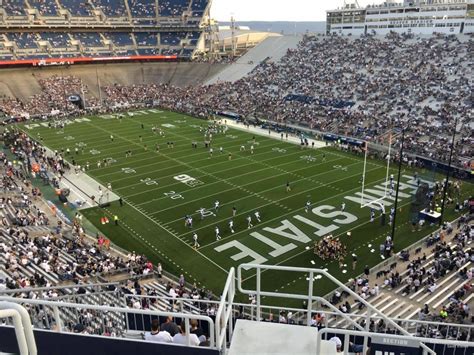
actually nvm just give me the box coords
[92,0,127,17]
[39,32,70,48]
[6,33,38,49]
[190,0,208,17]
[72,33,104,47]
[128,0,156,18]
[3,0,26,16]
[159,0,190,17]
[29,0,59,16]
[134,32,158,46]
[60,0,93,16]
[106,33,134,47]
[160,32,186,46]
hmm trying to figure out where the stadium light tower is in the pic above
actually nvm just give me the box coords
[438,114,459,226]
[390,126,405,242]
[231,15,237,58]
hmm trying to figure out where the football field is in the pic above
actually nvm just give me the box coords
[20,110,474,300]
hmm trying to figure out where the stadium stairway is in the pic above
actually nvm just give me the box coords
[327,225,474,330]
[205,35,302,84]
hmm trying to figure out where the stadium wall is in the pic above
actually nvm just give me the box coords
[0,62,227,101]
[0,326,219,355]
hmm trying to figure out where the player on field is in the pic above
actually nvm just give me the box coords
[286,181,291,192]
[228,152,232,160]
[229,220,235,233]
[247,215,253,229]
[254,211,261,223]
[220,147,223,154]
[214,200,220,213]
[193,232,200,249]
[110,135,114,142]
[215,226,221,241]
[240,145,245,152]
[156,144,159,152]
[341,202,346,212]
[232,206,237,217]
[199,208,205,220]
[209,148,213,157]
[250,145,254,154]
[370,208,375,223]
[305,200,311,213]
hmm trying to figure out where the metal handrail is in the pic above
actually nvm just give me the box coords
[0,302,37,355]
[237,264,437,354]
[215,267,235,352]
[0,296,215,348]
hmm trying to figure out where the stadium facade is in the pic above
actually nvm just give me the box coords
[327,0,474,35]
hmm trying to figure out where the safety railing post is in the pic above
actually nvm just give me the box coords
[256,267,261,321]
[307,271,313,326]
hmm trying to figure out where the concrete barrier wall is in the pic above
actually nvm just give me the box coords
[0,62,228,100]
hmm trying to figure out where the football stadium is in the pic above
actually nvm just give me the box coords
[0,0,473,354]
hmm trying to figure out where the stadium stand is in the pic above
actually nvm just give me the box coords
[92,0,128,17]
[59,0,93,17]
[0,0,207,61]
[28,0,59,16]
[2,0,27,16]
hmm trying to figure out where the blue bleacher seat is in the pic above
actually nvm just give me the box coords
[72,33,103,47]
[128,0,156,17]
[191,0,208,17]
[135,32,158,46]
[60,0,92,16]
[29,0,59,16]
[159,0,190,17]
[39,32,70,47]
[6,33,38,49]
[137,48,159,55]
[3,0,26,16]
[160,32,186,46]
[92,0,127,17]
[106,33,134,46]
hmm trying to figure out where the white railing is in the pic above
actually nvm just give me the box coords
[237,264,438,354]
[0,296,215,348]
[215,267,236,353]
[0,302,37,355]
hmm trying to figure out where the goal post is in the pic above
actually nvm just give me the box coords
[360,132,392,209]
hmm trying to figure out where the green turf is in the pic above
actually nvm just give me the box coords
[19,110,474,302]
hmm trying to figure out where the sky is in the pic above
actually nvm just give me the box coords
[211,0,378,22]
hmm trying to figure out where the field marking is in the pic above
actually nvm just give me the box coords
[98,208,200,283]
[91,139,285,177]
[76,119,277,276]
[45,127,273,170]
[109,143,317,189]
[135,156,346,209]
[150,158,355,216]
[83,120,300,215]
[270,221,410,292]
[105,195,230,276]
[159,159,366,223]
[178,164,385,244]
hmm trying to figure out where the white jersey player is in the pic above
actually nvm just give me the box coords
[215,226,221,241]
[214,200,220,213]
[341,202,346,212]
[228,220,235,233]
[370,208,375,223]
[254,211,261,223]
[247,215,253,229]
[193,232,200,248]
[305,200,311,213]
